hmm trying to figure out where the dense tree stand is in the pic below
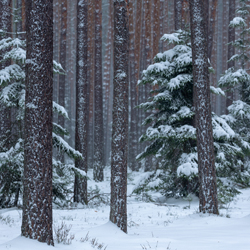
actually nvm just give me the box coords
[110,0,129,233]
[189,0,219,214]
[21,0,54,245]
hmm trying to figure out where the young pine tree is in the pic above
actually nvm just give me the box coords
[0,23,82,208]
[218,0,250,188]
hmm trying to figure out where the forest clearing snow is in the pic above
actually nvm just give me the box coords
[0,169,250,250]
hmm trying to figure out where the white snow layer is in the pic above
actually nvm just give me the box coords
[1,168,250,250]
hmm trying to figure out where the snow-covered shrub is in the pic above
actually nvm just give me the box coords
[136,29,250,200]
[54,221,75,245]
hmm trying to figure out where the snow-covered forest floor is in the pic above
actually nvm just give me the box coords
[0,168,250,250]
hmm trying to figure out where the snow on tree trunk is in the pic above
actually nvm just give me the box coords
[110,0,129,233]
[189,0,219,214]
[21,0,54,245]
[93,0,104,182]
[74,0,89,204]
[226,0,235,110]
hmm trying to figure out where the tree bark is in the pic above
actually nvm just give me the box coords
[189,0,219,214]
[57,0,67,162]
[226,0,235,110]
[128,1,137,171]
[74,0,89,204]
[21,0,54,245]
[93,0,104,182]
[110,0,129,233]
[208,0,218,60]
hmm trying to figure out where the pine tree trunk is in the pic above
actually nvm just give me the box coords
[189,0,219,215]
[103,0,113,167]
[74,0,89,204]
[208,0,218,60]
[93,0,104,182]
[87,0,95,169]
[21,0,54,245]
[110,0,129,233]
[226,0,235,110]
[134,0,142,169]
[175,0,183,30]
[128,1,137,171]
[58,0,67,162]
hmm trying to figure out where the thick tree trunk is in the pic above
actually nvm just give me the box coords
[110,0,129,233]
[226,0,235,110]
[74,0,89,204]
[189,0,219,215]
[93,0,104,182]
[21,0,54,245]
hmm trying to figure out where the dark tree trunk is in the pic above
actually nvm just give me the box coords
[58,0,67,162]
[110,0,129,233]
[21,0,54,245]
[74,0,89,204]
[226,0,235,110]
[175,0,183,30]
[189,0,219,215]
[93,0,104,182]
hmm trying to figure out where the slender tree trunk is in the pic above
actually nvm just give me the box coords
[110,0,129,233]
[134,0,142,169]
[93,0,104,182]
[74,0,89,204]
[103,0,113,166]
[226,0,235,110]
[128,1,137,171]
[175,0,183,30]
[87,0,95,169]
[208,0,218,60]
[58,0,67,162]
[189,0,219,215]
[21,0,54,244]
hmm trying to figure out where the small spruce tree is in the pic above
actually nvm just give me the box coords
[135,29,250,201]
[0,30,83,208]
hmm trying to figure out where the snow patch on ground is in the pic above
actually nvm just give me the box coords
[1,168,250,250]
